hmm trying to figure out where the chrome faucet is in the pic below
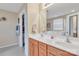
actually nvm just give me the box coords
[66,32,71,43]
[66,37,71,43]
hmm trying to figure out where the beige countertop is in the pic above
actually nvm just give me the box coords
[29,33,79,56]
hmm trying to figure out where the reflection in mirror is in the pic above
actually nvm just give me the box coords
[69,15,78,37]
[53,18,64,31]
[46,3,79,38]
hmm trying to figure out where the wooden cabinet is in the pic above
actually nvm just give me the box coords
[29,38,39,56]
[47,45,76,56]
[29,38,33,56]
[39,42,47,56]
[29,38,76,56]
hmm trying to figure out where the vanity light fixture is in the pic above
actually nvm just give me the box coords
[42,3,54,9]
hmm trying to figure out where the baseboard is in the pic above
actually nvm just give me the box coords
[0,43,18,49]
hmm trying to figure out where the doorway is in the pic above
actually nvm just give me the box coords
[69,15,78,37]
[22,14,25,47]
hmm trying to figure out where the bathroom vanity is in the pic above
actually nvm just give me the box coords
[29,33,79,56]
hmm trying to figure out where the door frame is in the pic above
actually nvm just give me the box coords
[19,9,28,56]
[69,15,78,37]
[66,12,79,37]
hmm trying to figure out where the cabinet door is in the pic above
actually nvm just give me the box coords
[39,42,47,56]
[29,38,34,56]
[29,38,39,56]
[33,39,39,56]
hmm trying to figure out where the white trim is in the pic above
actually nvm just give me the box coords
[19,9,24,47]
[42,3,54,9]
[0,43,17,49]
[19,8,29,56]
[21,9,29,56]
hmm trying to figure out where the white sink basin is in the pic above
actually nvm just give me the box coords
[69,38,79,45]
[55,41,79,50]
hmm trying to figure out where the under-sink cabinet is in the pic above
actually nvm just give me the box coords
[29,38,76,56]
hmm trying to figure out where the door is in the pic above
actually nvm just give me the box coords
[29,38,39,56]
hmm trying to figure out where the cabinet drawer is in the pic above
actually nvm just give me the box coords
[32,39,38,45]
[47,45,76,56]
[48,45,62,56]
[47,51,55,56]
[39,47,47,56]
[60,51,76,56]
[39,42,46,49]
[39,42,47,56]
[29,38,38,44]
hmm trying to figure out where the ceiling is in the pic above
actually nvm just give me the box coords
[47,3,79,19]
[0,3,24,13]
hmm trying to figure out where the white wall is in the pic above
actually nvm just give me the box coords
[0,10,18,47]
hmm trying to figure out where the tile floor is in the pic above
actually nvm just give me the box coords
[0,45,25,56]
